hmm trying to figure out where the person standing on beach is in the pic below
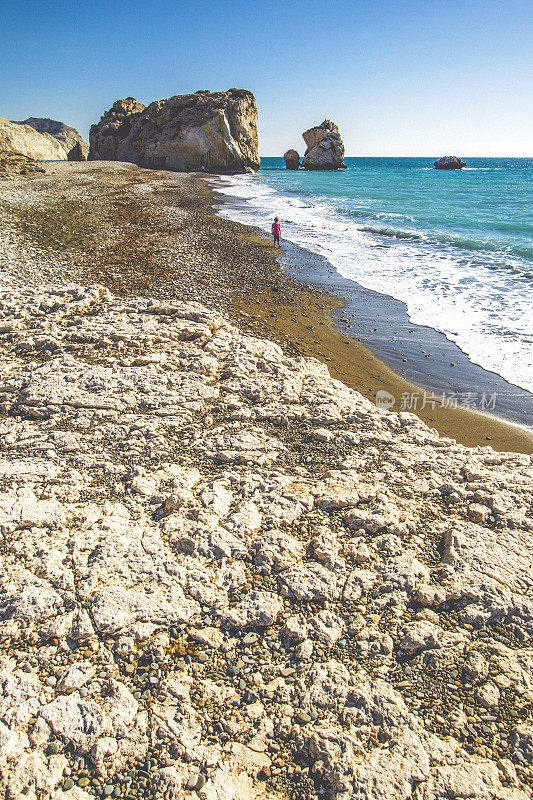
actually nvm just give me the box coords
[271,217,281,248]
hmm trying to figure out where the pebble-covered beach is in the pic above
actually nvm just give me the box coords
[0,163,532,800]
[2,161,531,453]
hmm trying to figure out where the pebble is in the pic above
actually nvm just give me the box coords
[281,667,296,677]
[186,775,198,790]
[242,632,259,645]
[62,779,74,791]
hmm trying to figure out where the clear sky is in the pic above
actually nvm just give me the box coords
[1,0,532,156]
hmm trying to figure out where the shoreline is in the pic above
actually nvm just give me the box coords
[0,160,531,453]
[207,186,533,454]
[278,239,533,430]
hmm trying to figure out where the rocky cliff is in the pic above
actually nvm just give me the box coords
[14,118,88,161]
[434,156,466,170]
[302,120,346,170]
[89,90,260,173]
[0,118,67,161]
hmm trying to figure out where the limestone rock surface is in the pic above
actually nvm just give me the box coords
[302,120,346,170]
[13,118,88,160]
[89,90,259,173]
[0,176,532,798]
[0,118,67,161]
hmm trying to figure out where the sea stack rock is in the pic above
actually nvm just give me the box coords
[434,155,466,170]
[0,118,67,161]
[284,149,300,169]
[89,89,260,174]
[14,118,88,160]
[66,141,86,162]
[302,119,346,170]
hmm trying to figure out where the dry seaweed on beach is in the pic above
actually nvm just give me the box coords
[0,151,45,180]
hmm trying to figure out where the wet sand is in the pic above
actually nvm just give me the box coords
[277,240,533,429]
[3,161,532,454]
[228,231,533,454]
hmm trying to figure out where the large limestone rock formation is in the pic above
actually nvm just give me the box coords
[434,155,466,170]
[302,119,346,170]
[284,149,300,169]
[0,118,67,161]
[13,118,88,160]
[89,90,260,173]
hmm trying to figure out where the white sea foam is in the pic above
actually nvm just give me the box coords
[213,175,533,394]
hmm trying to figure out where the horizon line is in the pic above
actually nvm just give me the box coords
[260,154,533,159]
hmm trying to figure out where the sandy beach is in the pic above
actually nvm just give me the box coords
[2,160,529,453]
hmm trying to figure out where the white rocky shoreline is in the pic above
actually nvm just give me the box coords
[0,186,533,799]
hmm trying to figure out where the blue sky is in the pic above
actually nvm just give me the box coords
[1,0,532,156]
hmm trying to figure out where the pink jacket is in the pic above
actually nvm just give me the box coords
[272,222,281,235]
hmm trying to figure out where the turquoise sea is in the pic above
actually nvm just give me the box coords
[214,157,533,395]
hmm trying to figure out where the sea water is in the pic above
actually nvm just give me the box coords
[214,157,533,395]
